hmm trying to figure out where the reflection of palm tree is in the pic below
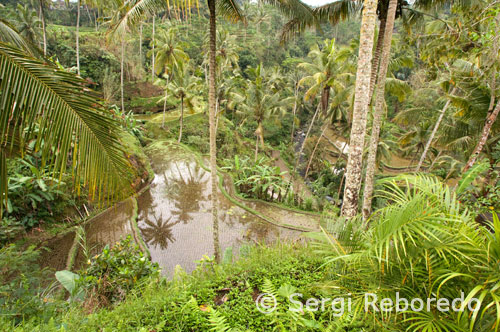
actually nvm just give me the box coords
[168,161,209,224]
[139,214,177,250]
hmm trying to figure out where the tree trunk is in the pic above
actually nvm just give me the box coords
[208,0,220,263]
[120,38,125,112]
[39,0,47,56]
[368,17,386,102]
[139,23,143,65]
[341,0,378,218]
[254,134,259,162]
[290,81,298,144]
[361,0,397,220]
[178,95,184,142]
[320,86,330,116]
[162,76,169,128]
[464,101,500,172]
[76,0,81,76]
[416,87,457,172]
[294,103,320,173]
[304,125,327,179]
[152,15,156,82]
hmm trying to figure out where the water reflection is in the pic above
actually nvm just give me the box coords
[137,143,299,276]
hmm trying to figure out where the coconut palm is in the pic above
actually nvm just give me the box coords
[110,0,244,263]
[9,4,42,47]
[237,64,293,160]
[166,65,202,142]
[154,26,189,127]
[0,42,133,216]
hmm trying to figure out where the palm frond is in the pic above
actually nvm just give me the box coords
[217,0,245,23]
[110,0,167,36]
[0,43,134,210]
[314,0,363,25]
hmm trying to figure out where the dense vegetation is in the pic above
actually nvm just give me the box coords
[1,0,500,330]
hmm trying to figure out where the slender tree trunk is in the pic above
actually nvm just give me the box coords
[162,76,169,128]
[361,0,397,220]
[254,135,259,162]
[94,10,98,31]
[120,38,125,112]
[39,0,47,56]
[464,101,500,172]
[208,0,220,263]
[76,0,81,76]
[416,87,457,172]
[152,15,156,82]
[178,95,184,142]
[304,125,327,179]
[341,0,378,218]
[290,82,298,144]
[369,17,386,102]
[294,103,320,173]
[139,23,143,65]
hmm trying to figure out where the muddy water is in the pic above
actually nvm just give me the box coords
[39,143,303,275]
[138,144,298,275]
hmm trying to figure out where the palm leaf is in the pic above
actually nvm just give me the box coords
[0,43,134,212]
[455,161,489,195]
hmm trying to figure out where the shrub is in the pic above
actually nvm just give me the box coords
[0,245,56,324]
[79,236,160,307]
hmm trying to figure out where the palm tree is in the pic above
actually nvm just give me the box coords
[166,65,201,142]
[416,86,457,172]
[154,27,189,127]
[0,42,133,216]
[237,64,293,160]
[9,4,42,47]
[340,0,378,218]
[109,0,244,264]
[361,0,398,220]
[463,12,500,172]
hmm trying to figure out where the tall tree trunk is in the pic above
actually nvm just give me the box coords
[341,0,378,218]
[464,101,500,172]
[39,0,47,56]
[152,15,156,82]
[416,87,457,172]
[208,0,220,263]
[139,23,143,65]
[320,86,330,116]
[290,81,298,144]
[368,17,386,102]
[362,0,397,220]
[76,0,81,76]
[304,125,327,179]
[121,38,125,112]
[162,76,169,128]
[178,95,184,142]
[254,134,259,162]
